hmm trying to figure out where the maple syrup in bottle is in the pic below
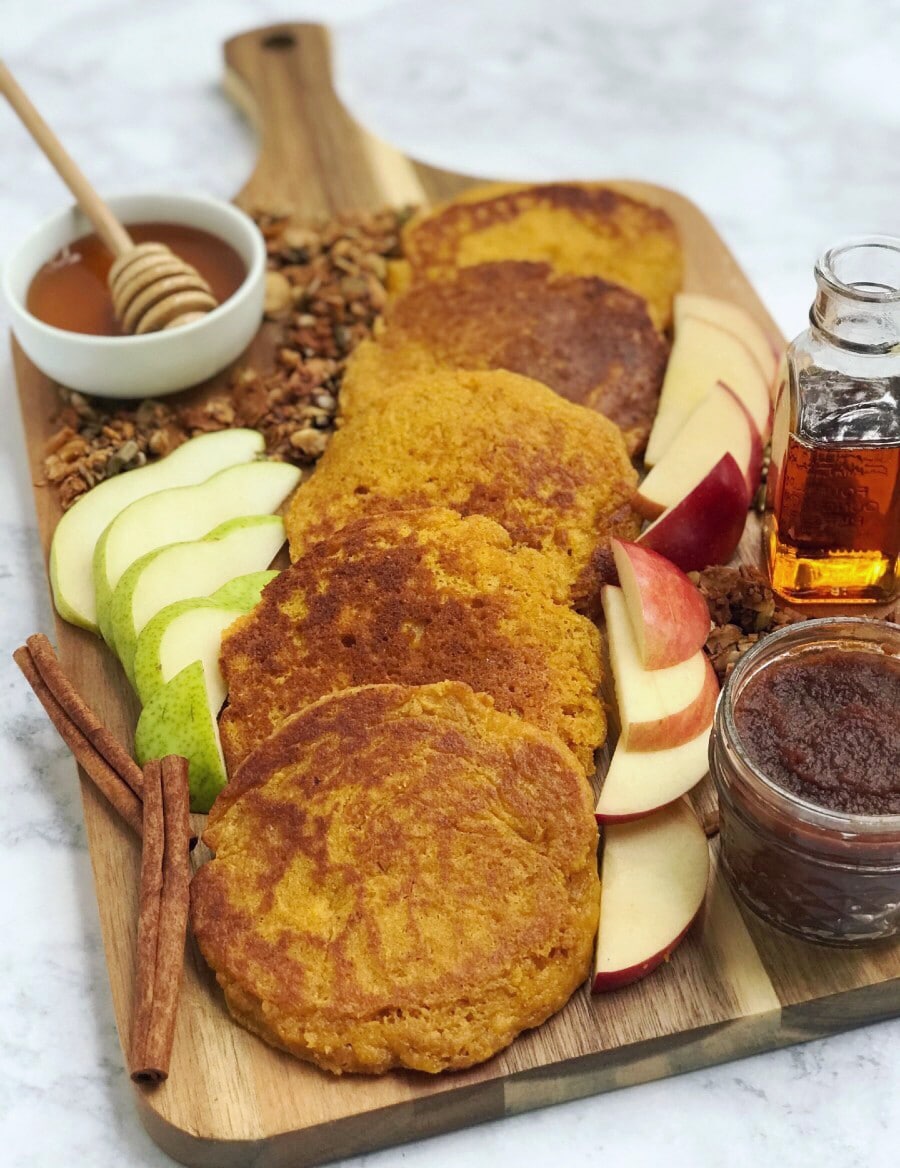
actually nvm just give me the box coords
[766,236,900,603]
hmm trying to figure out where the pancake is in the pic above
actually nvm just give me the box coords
[342,261,669,454]
[191,681,601,1075]
[219,507,604,774]
[390,182,682,330]
[284,367,639,616]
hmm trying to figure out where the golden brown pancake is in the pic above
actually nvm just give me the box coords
[390,182,682,330]
[219,507,603,774]
[342,261,669,454]
[284,368,639,616]
[192,681,600,1075]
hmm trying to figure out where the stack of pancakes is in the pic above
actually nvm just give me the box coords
[191,183,682,1076]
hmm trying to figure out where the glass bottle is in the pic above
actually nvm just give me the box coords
[765,235,900,603]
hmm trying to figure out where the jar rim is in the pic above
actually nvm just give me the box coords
[718,617,900,834]
[816,235,900,304]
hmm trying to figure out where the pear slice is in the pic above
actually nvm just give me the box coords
[208,570,277,609]
[94,460,300,643]
[134,659,227,813]
[50,428,265,632]
[132,570,277,706]
[109,515,285,681]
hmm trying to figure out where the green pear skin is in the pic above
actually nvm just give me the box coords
[134,660,227,814]
[108,515,284,682]
[209,571,277,609]
[93,460,299,643]
[50,428,265,633]
[131,570,277,705]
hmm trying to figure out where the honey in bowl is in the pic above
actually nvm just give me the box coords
[26,222,246,336]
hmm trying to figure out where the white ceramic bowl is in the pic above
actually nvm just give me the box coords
[2,192,266,398]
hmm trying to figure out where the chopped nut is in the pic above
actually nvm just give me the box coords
[44,426,77,456]
[57,437,89,463]
[264,271,292,317]
[692,565,805,682]
[289,428,329,457]
[278,348,302,369]
[147,431,167,456]
[59,475,87,507]
[67,391,94,418]
[282,227,321,254]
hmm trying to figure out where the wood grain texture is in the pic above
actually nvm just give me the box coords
[11,20,900,1168]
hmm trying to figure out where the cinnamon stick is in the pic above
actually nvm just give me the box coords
[129,755,191,1085]
[14,644,143,836]
[129,760,164,1076]
[26,633,144,797]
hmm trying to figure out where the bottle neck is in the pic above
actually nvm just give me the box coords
[810,236,900,352]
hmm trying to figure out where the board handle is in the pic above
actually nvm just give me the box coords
[224,22,425,216]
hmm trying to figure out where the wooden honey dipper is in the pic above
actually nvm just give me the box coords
[0,61,218,333]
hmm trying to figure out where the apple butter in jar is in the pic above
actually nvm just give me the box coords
[710,617,900,945]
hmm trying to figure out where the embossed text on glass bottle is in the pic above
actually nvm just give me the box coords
[766,236,900,602]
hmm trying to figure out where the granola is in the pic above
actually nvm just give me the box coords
[42,207,413,510]
[689,564,803,682]
[689,564,898,682]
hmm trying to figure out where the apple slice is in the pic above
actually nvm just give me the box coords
[595,725,711,822]
[644,317,771,465]
[603,585,718,751]
[637,453,748,572]
[109,515,285,681]
[592,798,710,991]
[94,459,300,642]
[611,539,710,669]
[674,293,779,386]
[134,659,227,813]
[635,382,762,520]
[49,428,264,632]
[131,570,277,706]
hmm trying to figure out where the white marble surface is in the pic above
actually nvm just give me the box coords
[2,1,900,1165]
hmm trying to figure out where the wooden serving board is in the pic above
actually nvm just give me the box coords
[12,21,900,1168]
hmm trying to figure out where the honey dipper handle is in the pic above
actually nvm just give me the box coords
[0,59,133,257]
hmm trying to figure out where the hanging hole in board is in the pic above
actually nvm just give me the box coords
[262,32,296,51]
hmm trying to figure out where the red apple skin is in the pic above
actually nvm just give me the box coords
[612,539,711,670]
[636,382,761,522]
[595,796,681,826]
[762,398,774,441]
[591,914,699,993]
[592,800,710,992]
[621,654,719,751]
[768,344,784,400]
[718,381,764,498]
[637,453,748,572]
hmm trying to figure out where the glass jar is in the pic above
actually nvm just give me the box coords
[711,617,900,946]
[765,236,900,603]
